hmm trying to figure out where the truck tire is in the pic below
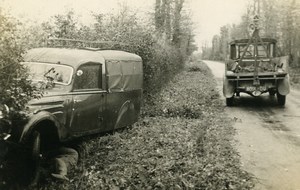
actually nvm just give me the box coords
[269,91,276,96]
[226,97,234,106]
[277,93,286,106]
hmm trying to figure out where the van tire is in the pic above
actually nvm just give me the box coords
[30,131,41,186]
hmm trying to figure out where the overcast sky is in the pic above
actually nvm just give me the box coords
[0,0,248,48]
[189,0,248,47]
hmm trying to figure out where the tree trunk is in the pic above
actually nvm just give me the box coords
[172,0,184,47]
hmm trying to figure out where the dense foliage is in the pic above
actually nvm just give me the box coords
[0,10,41,126]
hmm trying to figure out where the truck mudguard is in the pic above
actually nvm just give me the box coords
[223,76,235,98]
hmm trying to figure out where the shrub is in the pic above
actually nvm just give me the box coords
[0,10,41,129]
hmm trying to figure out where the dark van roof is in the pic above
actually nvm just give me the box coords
[97,50,142,62]
[24,48,141,68]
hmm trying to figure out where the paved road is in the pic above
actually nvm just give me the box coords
[204,60,300,190]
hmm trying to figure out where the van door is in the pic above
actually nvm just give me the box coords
[70,62,106,134]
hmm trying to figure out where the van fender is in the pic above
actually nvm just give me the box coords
[278,74,290,96]
[223,76,235,98]
[114,100,135,130]
[19,111,60,143]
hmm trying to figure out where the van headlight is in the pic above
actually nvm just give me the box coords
[0,104,11,140]
[0,104,9,119]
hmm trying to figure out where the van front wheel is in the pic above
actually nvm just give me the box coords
[30,131,41,186]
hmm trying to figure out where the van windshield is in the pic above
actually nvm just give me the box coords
[22,62,73,85]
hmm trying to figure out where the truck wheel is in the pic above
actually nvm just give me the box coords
[277,93,286,106]
[30,131,41,186]
[269,91,276,96]
[226,97,234,106]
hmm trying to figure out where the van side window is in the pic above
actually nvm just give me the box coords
[73,63,102,90]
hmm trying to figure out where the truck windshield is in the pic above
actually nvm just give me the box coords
[239,44,267,58]
[22,62,73,85]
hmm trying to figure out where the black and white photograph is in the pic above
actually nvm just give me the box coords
[0,0,300,189]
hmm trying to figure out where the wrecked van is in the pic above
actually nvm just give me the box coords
[0,47,143,174]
